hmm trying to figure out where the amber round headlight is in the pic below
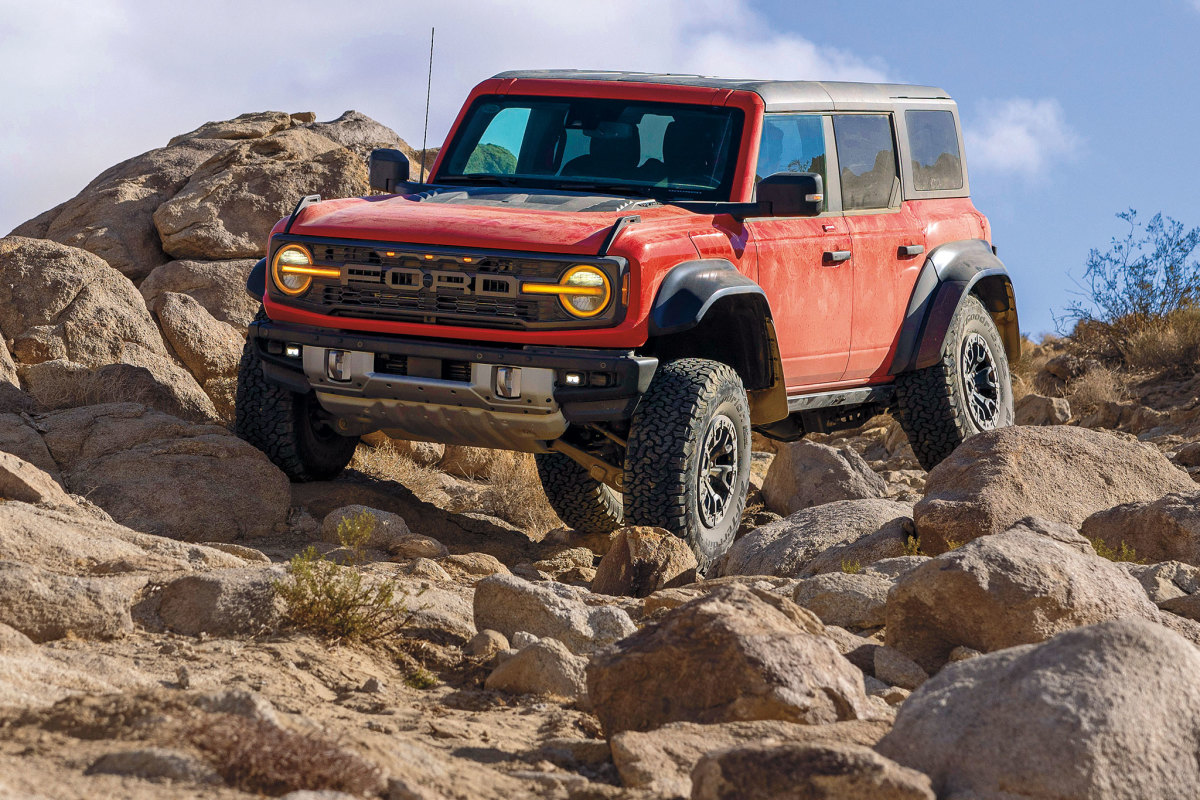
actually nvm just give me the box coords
[558,265,611,318]
[272,244,315,296]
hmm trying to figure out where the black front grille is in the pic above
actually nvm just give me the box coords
[274,238,623,330]
[322,285,540,324]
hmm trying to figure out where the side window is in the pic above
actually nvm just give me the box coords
[756,114,826,188]
[833,114,899,211]
[463,106,528,174]
[906,110,963,191]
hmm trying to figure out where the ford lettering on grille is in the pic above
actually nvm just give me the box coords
[383,267,519,298]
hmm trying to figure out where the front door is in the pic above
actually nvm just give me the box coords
[747,113,853,389]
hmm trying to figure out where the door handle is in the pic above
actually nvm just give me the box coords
[899,244,925,257]
[823,250,852,264]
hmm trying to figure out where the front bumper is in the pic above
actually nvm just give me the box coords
[249,318,657,450]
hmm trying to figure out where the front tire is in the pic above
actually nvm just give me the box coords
[535,452,624,534]
[894,294,1014,470]
[234,329,359,482]
[624,358,751,574]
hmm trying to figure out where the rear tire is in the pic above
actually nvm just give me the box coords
[894,294,1014,470]
[624,358,751,574]
[535,452,624,534]
[234,319,359,482]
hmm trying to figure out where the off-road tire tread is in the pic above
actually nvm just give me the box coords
[894,294,1008,470]
[535,452,624,534]
[624,358,750,573]
[234,310,357,482]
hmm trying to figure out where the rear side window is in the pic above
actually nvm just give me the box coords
[906,110,963,191]
[756,114,827,189]
[833,115,898,211]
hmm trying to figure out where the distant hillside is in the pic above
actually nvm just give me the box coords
[465,143,517,175]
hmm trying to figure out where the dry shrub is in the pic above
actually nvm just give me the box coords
[1121,307,1200,376]
[1066,366,1128,415]
[186,714,382,796]
[1011,335,1053,400]
[473,451,562,535]
[351,441,446,499]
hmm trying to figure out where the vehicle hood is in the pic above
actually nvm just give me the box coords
[284,187,695,255]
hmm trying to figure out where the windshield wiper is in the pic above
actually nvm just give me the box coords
[557,181,654,198]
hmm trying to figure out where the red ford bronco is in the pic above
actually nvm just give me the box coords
[236,70,1019,571]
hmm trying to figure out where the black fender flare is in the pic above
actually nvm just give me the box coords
[889,240,1020,375]
[649,259,768,336]
[647,259,788,424]
[246,257,267,301]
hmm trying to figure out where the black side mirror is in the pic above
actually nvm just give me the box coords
[757,172,824,217]
[368,148,411,193]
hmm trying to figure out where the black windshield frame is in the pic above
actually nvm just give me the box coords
[436,94,745,202]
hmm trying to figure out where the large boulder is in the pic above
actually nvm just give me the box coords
[885,522,1160,672]
[914,426,1194,554]
[153,128,368,259]
[720,499,912,578]
[0,501,246,576]
[0,561,140,642]
[11,139,229,279]
[149,292,244,417]
[473,574,636,655]
[0,451,75,508]
[1014,393,1072,425]
[878,618,1200,800]
[138,259,260,335]
[691,741,934,800]
[760,440,887,516]
[1082,491,1200,567]
[0,237,168,367]
[21,357,217,423]
[0,412,60,478]
[591,527,697,598]
[36,403,290,541]
[586,584,879,736]
[609,719,891,798]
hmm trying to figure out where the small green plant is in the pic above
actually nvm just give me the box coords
[274,545,409,642]
[334,509,377,563]
[405,666,437,690]
[902,536,922,557]
[840,559,862,574]
[943,539,964,551]
[1088,537,1143,563]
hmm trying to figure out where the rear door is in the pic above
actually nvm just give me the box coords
[747,113,854,388]
[833,113,924,381]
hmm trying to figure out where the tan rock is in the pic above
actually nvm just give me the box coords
[878,618,1200,800]
[720,499,912,578]
[0,452,75,508]
[591,527,697,598]
[38,403,290,542]
[139,258,261,334]
[24,139,229,279]
[915,426,1194,554]
[153,128,368,259]
[473,574,636,655]
[1014,393,1072,425]
[149,292,244,416]
[168,110,298,146]
[21,356,217,423]
[761,440,888,516]
[885,525,1161,672]
[484,638,588,702]
[792,571,891,630]
[0,561,141,642]
[157,568,284,637]
[1082,491,1200,566]
[586,584,879,736]
[691,741,934,800]
[0,237,170,367]
[610,719,890,798]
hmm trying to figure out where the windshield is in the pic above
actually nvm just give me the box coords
[437,95,744,201]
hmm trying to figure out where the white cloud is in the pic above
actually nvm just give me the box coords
[964,98,1081,178]
[0,0,888,234]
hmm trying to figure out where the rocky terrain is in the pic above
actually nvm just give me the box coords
[3,110,1200,799]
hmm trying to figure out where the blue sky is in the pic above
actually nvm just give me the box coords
[2,0,1199,336]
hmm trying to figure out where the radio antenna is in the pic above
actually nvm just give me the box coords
[420,27,435,183]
